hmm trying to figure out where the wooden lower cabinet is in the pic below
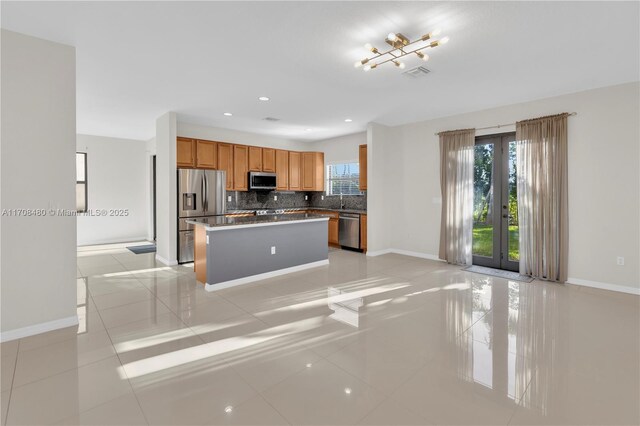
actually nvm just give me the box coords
[329,218,339,246]
[233,145,249,191]
[360,213,367,252]
[177,137,196,168]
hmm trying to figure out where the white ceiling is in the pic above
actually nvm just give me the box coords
[2,1,638,142]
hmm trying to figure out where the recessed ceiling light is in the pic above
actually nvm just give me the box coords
[224,406,233,414]
[258,96,270,101]
[223,112,232,116]
[344,118,353,122]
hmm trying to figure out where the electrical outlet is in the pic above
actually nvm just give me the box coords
[321,195,324,200]
[271,246,276,255]
[617,257,625,266]
[227,195,232,202]
[274,195,277,201]
[305,195,308,200]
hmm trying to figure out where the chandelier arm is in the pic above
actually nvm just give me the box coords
[368,44,435,68]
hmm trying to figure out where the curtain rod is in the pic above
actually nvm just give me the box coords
[434,112,577,136]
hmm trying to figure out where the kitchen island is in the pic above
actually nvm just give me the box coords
[187,213,330,291]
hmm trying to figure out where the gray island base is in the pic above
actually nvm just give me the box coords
[187,214,330,291]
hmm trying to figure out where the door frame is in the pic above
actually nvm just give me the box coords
[152,155,157,242]
[472,132,518,272]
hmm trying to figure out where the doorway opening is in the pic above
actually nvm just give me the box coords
[472,133,519,271]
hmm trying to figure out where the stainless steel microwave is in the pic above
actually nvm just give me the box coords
[249,172,277,190]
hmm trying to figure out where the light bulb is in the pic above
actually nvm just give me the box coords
[363,64,371,71]
[258,96,270,101]
[223,112,233,116]
[387,32,398,42]
[440,36,450,44]
[398,62,406,69]
[421,53,429,61]
[364,43,373,51]
[431,28,442,37]
[354,60,362,68]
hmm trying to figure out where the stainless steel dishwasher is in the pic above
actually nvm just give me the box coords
[339,213,360,250]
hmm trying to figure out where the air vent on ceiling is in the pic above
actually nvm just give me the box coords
[263,117,280,122]
[403,66,431,78]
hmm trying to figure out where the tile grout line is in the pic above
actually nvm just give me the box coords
[88,288,152,426]
[3,339,20,425]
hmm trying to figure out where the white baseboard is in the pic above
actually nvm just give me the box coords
[365,249,393,257]
[388,249,443,262]
[155,254,178,266]
[205,259,329,292]
[77,236,150,247]
[567,277,640,296]
[366,248,443,262]
[0,315,79,343]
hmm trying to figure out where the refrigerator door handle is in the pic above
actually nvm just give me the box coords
[204,174,209,212]
[201,176,206,213]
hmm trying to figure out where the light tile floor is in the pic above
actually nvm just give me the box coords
[1,245,639,425]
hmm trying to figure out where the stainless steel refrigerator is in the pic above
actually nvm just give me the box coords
[178,169,226,263]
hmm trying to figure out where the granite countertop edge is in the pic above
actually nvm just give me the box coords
[226,207,367,215]
[186,213,331,229]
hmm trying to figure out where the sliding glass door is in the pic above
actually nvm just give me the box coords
[472,133,519,271]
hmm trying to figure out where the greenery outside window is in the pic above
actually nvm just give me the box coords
[76,152,87,212]
[326,162,360,195]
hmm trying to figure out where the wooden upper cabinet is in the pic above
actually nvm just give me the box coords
[217,143,234,190]
[248,146,263,171]
[233,145,249,191]
[359,144,368,190]
[289,151,301,190]
[315,152,325,191]
[262,148,276,172]
[196,140,217,169]
[302,152,325,191]
[275,149,289,190]
[177,137,196,168]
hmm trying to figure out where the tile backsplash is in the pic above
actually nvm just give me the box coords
[309,192,367,211]
[226,190,367,211]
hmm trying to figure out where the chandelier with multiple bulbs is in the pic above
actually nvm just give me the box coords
[354,29,449,71]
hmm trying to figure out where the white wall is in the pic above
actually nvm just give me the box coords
[177,122,308,151]
[369,82,640,293]
[155,113,178,265]
[307,132,366,164]
[1,30,77,339]
[367,123,396,253]
[76,134,150,246]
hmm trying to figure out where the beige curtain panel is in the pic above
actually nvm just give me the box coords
[439,129,475,265]
[516,113,569,282]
